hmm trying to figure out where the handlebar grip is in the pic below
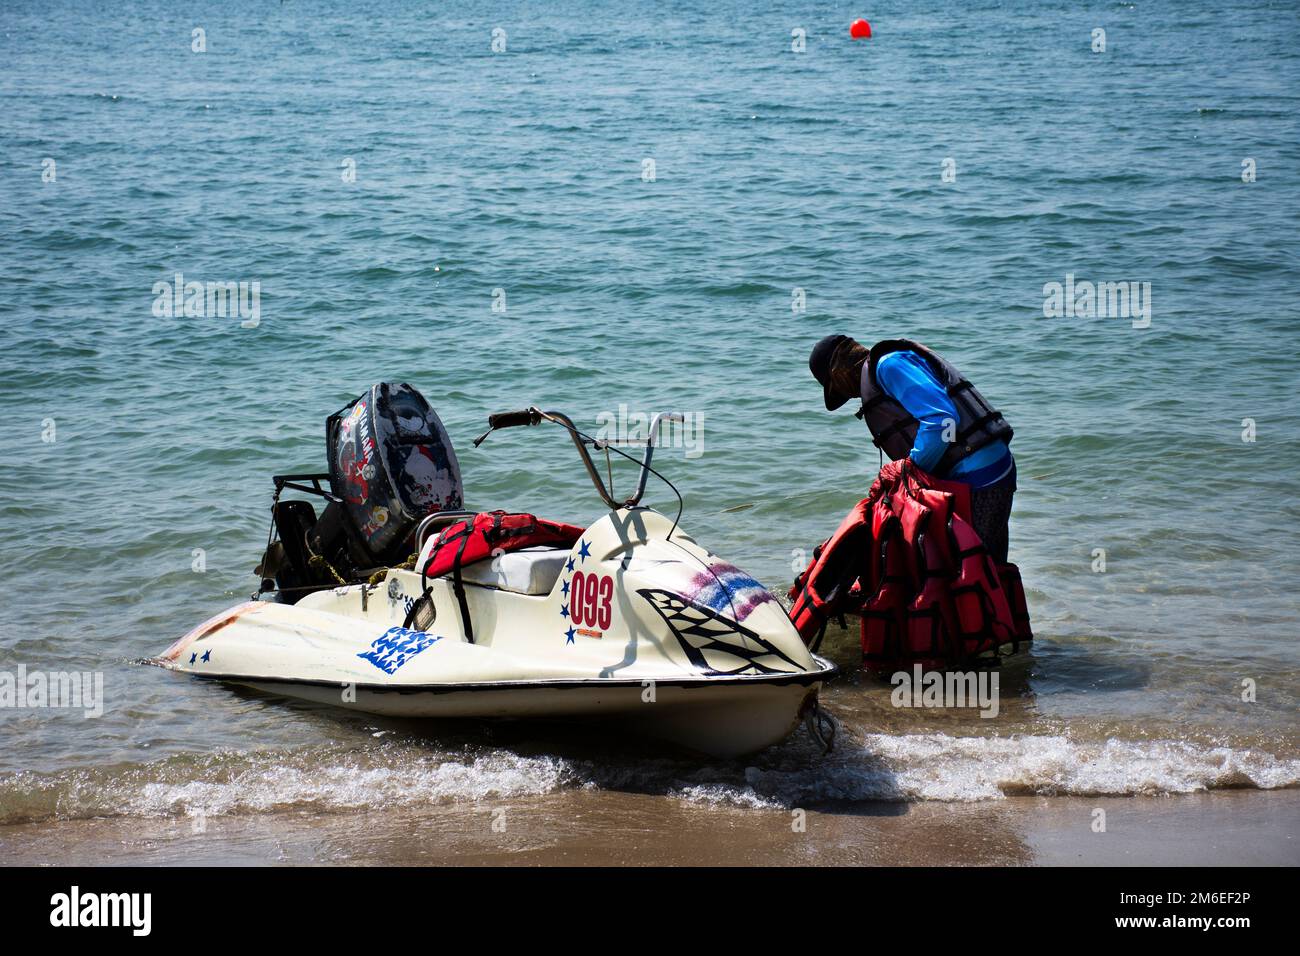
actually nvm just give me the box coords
[487,409,540,429]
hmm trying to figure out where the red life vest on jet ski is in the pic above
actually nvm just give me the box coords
[421,511,583,580]
[420,511,584,643]
[788,461,1031,671]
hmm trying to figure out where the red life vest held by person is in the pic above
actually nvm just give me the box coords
[788,498,873,638]
[420,511,584,642]
[788,461,1031,671]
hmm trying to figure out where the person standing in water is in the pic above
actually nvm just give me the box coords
[808,335,1017,562]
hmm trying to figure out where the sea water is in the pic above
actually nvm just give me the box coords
[0,0,1297,854]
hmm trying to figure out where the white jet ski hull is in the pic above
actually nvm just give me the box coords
[162,508,835,757]
[201,673,824,757]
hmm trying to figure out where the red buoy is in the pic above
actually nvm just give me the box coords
[850,18,872,40]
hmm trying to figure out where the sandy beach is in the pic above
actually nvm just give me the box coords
[2,788,1293,867]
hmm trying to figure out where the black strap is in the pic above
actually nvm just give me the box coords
[402,587,433,629]
[484,513,539,546]
[956,410,1004,442]
[451,527,475,643]
[809,619,829,654]
[871,414,918,447]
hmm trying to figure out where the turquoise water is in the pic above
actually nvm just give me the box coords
[1,1,1298,831]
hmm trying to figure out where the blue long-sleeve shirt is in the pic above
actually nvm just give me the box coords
[869,350,1013,488]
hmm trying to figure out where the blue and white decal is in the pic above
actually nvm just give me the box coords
[358,626,443,674]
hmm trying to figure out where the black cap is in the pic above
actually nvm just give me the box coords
[809,334,850,410]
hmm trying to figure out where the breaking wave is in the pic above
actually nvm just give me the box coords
[0,747,578,826]
[1,732,1296,826]
[738,734,1300,806]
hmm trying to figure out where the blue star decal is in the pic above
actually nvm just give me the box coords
[201,649,211,663]
[566,556,575,573]
[561,579,570,597]
[560,603,569,619]
[578,540,591,561]
[188,652,197,664]
[565,626,576,645]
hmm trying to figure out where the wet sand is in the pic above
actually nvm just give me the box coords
[2,789,1294,867]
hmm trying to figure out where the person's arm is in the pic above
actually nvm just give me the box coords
[873,351,959,472]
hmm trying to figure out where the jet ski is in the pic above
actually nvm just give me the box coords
[158,383,836,757]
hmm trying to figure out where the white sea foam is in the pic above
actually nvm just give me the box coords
[0,749,577,824]
[1,734,1296,824]
[669,782,785,810]
[731,734,1300,805]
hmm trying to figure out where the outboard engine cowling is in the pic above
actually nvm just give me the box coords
[324,382,464,566]
[260,383,464,601]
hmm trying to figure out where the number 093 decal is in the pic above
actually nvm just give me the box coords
[570,571,613,630]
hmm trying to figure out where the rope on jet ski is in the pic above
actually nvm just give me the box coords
[368,552,416,587]
[803,700,837,754]
[308,553,348,585]
[254,487,285,598]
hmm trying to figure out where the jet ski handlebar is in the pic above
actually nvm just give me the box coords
[476,405,683,511]
[486,408,543,430]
